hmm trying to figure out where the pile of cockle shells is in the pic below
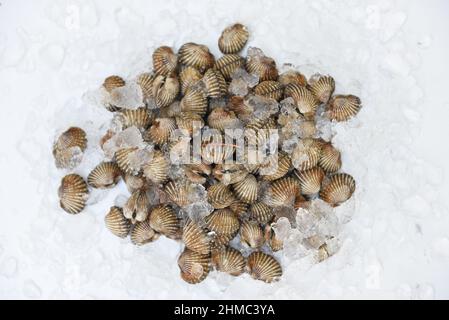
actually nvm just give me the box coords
[54,23,360,284]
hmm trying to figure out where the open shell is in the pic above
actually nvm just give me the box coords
[232,174,258,204]
[53,127,87,169]
[240,220,265,249]
[295,167,325,196]
[308,75,335,104]
[149,204,180,239]
[207,183,236,209]
[211,247,246,276]
[105,206,131,238]
[214,54,245,80]
[320,173,356,206]
[58,174,89,214]
[178,249,210,284]
[123,189,150,224]
[182,220,211,255]
[218,23,249,54]
[152,46,178,76]
[178,43,215,72]
[88,161,122,189]
[319,141,342,173]
[246,251,282,283]
[130,220,160,245]
[326,94,361,122]
[142,150,169,184]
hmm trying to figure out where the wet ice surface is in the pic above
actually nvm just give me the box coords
[2,0,449,299]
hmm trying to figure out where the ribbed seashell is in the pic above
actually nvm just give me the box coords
[130,220,160,245]
[211,246,246,276]
[240,221,265,249]
[149,204,180,239]
[176,112,205,136]
[254,81,283,101]
[284,83,320,119]
[142,150,169,184]
[58,174,88,214]
[246,52,278,81]
[182,220,211,255]
[232,174,258,204]
[291,138,323,171]
[144,118,177,145]
[214,54,245,80]
[294,192,310,210]
[294,167,325,195]
[115,147,139,175]
[178,249,210,284]
[164,180,190,207]
[103,75,125,92]
[320,173,356,206]
[249,202,273,224]
[207,183,236,209]
[201,132,235,164]
[180,88,208,116]
[205,209,240,237]
[123,189,150,224]
[178,43,215,72]
[123,173,147,193]
[183,163,211,184]
[203,69,227,98]
[261,152,292,181]
[308,75,335,104]
[153,46,178,76]
[264,176,301,207]
[87,161,121,189]
[152,74,180,108]
[227,95,252,120]
[137,73,155,100]
[179,66,203,95]
[229,200,249,217]
[326,94,362,122]
[211,233,236,248]
[213,164,248,185]
[104,206,131,238]
[218,23,249,54]
[207,107,240,131]
[246,251,282,283]
[319,141,342,173]
[120,107,153,131]
[53,127,87,169]
[278,70,307,87]
[264,225,283,252]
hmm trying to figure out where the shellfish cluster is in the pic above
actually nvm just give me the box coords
[54,23,361,284]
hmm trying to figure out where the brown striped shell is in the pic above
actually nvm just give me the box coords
[232,174,258,204]
[254,81,283,101]
[178,249,210,284]
[205,209,240,237]
[152,46,178,76]
[149,204,180,239]
[152,74,180,108]
[218,23,249,54]
[178,43,215,72]
[179,66,203,95]
[182,220,211,255]
[58,174,89,214]
[201,132,235,164]
[278,70,307,87]
[249,202,273,224]
[183,163,211,184]
[294,167,325,195]
[115,147,140,175]
[308,75,335,104]
[87,161,122,189]
[180,88,208,116]
[229,200,249,217]
[240,220,265,249]
[207,107,240,131]
[261,152,292,181]
[137,73,155,100]
[264,225,283,252]
[213,164,248,185]
[142,150,169,184]
[211,246,246,276]
[103,75,125,92]
[326,94,361,122]
[176,112,205,135]
[284,83,320,119]
[130,219,160,245]
[53,127,87,169]
[203,69,227,98]
[105,206,131,238]
[164,180,190,207]
[120,107,153,131]
[245,49,278,81]
[246,251,282,283]
[144,117,177,145]
[123,189,150,224]
[291,138,323,171]
[214,54,245,80]
[319,141,342,173]
[263,176,301,207]
[207,183,236,209]
[320,173,356,206]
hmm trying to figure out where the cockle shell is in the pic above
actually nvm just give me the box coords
[103,75,125,92]
[149,204,180,239]
[182,220,211,255]
[205,209,240,237]
[180,88,208,116]
[227,95,252,121]
[278,70,307,87]
[240,220,265,248]
[164,180,190,207]
[254,81,283,101]
[249,202,273,224]
[213,163,248,185]
[202,69,227,98]
[130,220,160,245]
[144,117,177,145]
[53,127,87,169]
[152,74,180,108]
[211,246,246,276]
[319,141,342,173]
[87,161,122,189]
[326,94,361,122]
[115,147,140,175]
[176,112,205,135]
[123,173,147,193]
[246,51,278,81]
[229,200,249,217]
[105,206,131,238]
[152,46,178,76]
[123,189,150,224]
[246,251,282,283]
[214,54,245,80]
[263,176,301,207]
[142,150,169,184]
[120,107,153,131]
[232,174,258,204]
[178,43,215,72]
[264,225,283,252]
[284,83,320,119]
[291,138,323,171]
[201,132,235,164]
[260,152,292,181]
[308,75,335,104]
[207,183,236,209]
[207,107,240,132]
[58,174,89,214]
[218,23,249,54]
[178,249,210,284]
[183,163,211,184]
[137,73,155,100]
[294,167,325,195]
[179,66,203,95]
[320,173,356,206]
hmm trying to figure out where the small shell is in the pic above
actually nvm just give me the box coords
[203,69,227,98]
[176,112,205,136]
[105,206,131,238]
[179,66,203,95]
[182,220,211,255]
[291,138,323,171]
[308,75,335,104]
[149,204,180,239]
[211,247,246,276]
[218,23,249,54]
[142,150,169,184]
[207,107,240,131]
[278,70,307,87]
[227,95,251,120]
[326,94,361,122]
[320,173,356,206]
[205,209,240,236]
[183,163,211,184]
[152,46,178,76]
[254,81,283,101]
[178,43,215,72]
[294,167,325,195]
[58,174,89,214]
[229,200,249,217]
[240,220,265,248]
[264,225,283,252]
[53,127,87,169]
[201,132,235,164]
[178,249,210,284]
[137,73,155,100]
[123,173,147,193]
[261,152,292,181]
[164,180,190,207]
[144,118,177,145]
[214,54,245,80]
[152,74,180,108]
[123,189,150,224]
[213,163,248,185]
[264,176,301,207]
[246,50,278,81]
[249,202,273,224]
[87,161,122,189]
[284,84,320,119]
[207,183,236,209]
[319,142,342,173]
[115,147,140,175]
[180,88,208,116]
[103,75,125,92]
[232,174,258,204]
[120,107,153,131]
[246,251,282,283]
[130,220,160,245]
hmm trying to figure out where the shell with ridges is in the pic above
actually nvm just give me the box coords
[213,163,248,185]
[152,46,178,76]
[218,23,249,54]
[205,209,240,237]
[53,127,87,169]
[245,49,278,81]
[214,54,245,80]
[203,69,227,98]
[326,94,361,122]
[142,150,169,184]
[58,174,89,214]
[291,138,323,171]
[105,206,131,238]
[278,70,307,87]
[115,147,140,175]
[229,200,249,217]
[284,83,320,119]
[87,161,122,189]
[182,220,211,255]
[120,107,153,131]
[240,220,265,248]
[264,225,283,252]
[212,246,246,276]
[164,180,190,207]
[178,43,215,72]
[308,75,335,104]
[123,189,150,224]
[249,202,273,224]
[263,176,301,207]
[176,112,205,136]
[294,167,325,195]
[319,141,342,173]
[254,81,283,101]
[103,75,125,92]
[232,174,258,204]
[261,152,292,181]
[207,183,236,209]
[179,66,202,95]
[246,251,282,283]
[130,220,160,245]
[137,73,155,100]
[320,173,356,206]
[149,204,180,239]
[178,249,210,284]
[152,74,180,108]
[144,117,177,145]
[201,132,235,164]
[180,88,208,116]
[207,107,240,132]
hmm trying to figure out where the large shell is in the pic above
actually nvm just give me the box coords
[137,73,155,100]
[211,246,246,276]
[278,70,307,87]
[53,127,87,169]
[120,107,153,131]
[103,75,125,92]
[179,66,203,95]
[149,204,180,239]
[319,141,342,173]
[152,74,180,108]
[207,107,240,132]
[308,75,335,104]
[180,88,208,116]
[218,23,249,54]
[123,189,150,224]
[145,117,177,145]
[203,69,227,98]
[115,147,140,175]
[232,174,258,204]
[284,83,320,119]
[123,173,147,193]
[261,152,292,181]
[152,46,178,76]
[105,206,131,238]
[207,183,236,209]
[58,174,89,214]
[246,251,282,283]
[176,112,205,136]
[320,173,356,206]
[326,94,361,122]
[264,225,283,252]
[87,161,122,189]
[245,49,278,81]
[205,209,240,236]
[291,138,323,171]
[213,163,248,185]
[294,167,325,195]
[240,220,265,248]
[249,202,273,224]
[164,180,190,207]
[182,220,211,255]
[263,176,301,207]
[178,249,210,284]
[254,81,283,101]
[130,220,160,245]
[178,43,215,72]
[142,150,169,184]
[214,54,245,80]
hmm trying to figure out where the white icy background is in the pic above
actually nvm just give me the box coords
[1,0,449,299]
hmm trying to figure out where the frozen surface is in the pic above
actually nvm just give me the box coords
[1,0,449,299]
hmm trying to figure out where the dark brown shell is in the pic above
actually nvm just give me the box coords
[149,204,180,239]
[178,249,210,284]
[103,75,125,92]
[87,161,122,189]
[254,81,283,101]
[182,220,211,255]
[240,220,264,248]
[229,200,249,217]
[211,246,246,276]
[246,251,282,283]
[284,83,320,119]
[308,75,335,104]
[178,43,215,72]
[130,220,160,245]
[58,174,89,214]
[120,107,153,131]
[202,69,227,98]
[152,46,178,76]
[249,202,273,224]
[105,206,131,238]
[319,141,342,173]
[320,173,356,206]
[53,127,87,169]
[214,54,245,80]
[326,94,361,122]
[294,167,325,195]
[218,23,249,54]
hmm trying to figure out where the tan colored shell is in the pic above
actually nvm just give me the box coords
[149,204,180,239]
[218,23,249,54]
[178,43,215,72]
[180,88,208,116]
[207,108,240,132]
[137,73,155,100]
[261,153,292,181]
[326,94,361,122]
[227,95,252,120]
[284,83,320,119]
[246,251,282,283]
[182,220,211,255]
[264,225,283,252]
[254,81,283,101]
[201,132,235,164]
[103,75,125,92]
[123,189,150,224]
[178,249,211,284]
[229,200,249,217]
[120,107,153,130]
[246,51,278,81]
[130,220,160,245]
[320,173,356,206]
[232,174,258,204]
[249,202,273,224]
[291,138,323,171]
[214,54,245,80]
[152,74,180,108]
[179,66,203,95]
[105,206,131,238]
[207,183,236,209]
[183,163,211,184]
[319,141,342,173]
[213,163,248,185]
[87,161,122,189]
[142,150,169,184]
[53,127,87,169]
[240,220,265,248]
[145,117,177,145]
[205,209,240,236]
[58,174,89,214]
[176,112,205,136]
[308,75,335,104]
[115,147,139,175]
[295,167,325,195]
[211,246,246,276]
[164,180,190,207]
[278,70,307,87]
[203,69,227,98]
[152,46,178,76]
[264,176,301,207]
[123,173,147,193]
